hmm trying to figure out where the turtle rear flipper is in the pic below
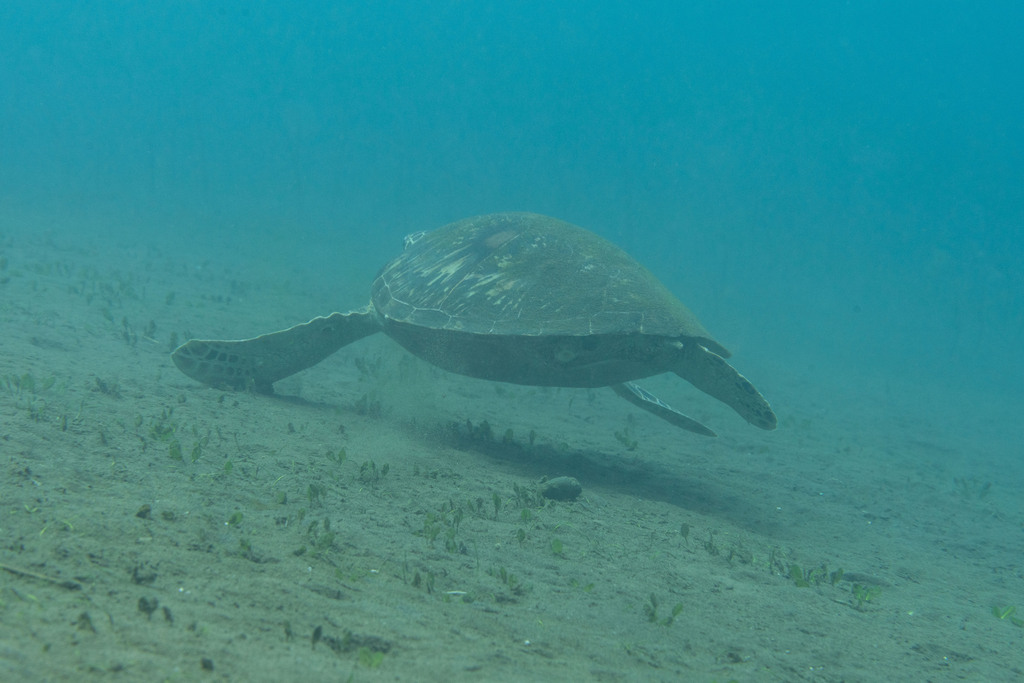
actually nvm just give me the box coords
[171,308,380,392]
[611,382,716,437]
[674,344,777,431]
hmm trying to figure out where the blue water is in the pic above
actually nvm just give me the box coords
[2,1,1021,399]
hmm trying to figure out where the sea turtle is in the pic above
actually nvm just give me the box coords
[171,212,777,436]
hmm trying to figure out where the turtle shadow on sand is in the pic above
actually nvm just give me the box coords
[425,419,780,535]
[171,212,777,439]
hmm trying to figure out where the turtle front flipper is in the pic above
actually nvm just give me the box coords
[171,308,381,392]
[674,344,777,431]
[611,383,717,437]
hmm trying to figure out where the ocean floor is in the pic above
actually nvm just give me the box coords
[1,224,1021,682]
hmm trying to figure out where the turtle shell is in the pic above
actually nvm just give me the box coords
[370,212,729,357]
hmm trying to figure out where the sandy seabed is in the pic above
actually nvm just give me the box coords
[1,223,1021,682]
